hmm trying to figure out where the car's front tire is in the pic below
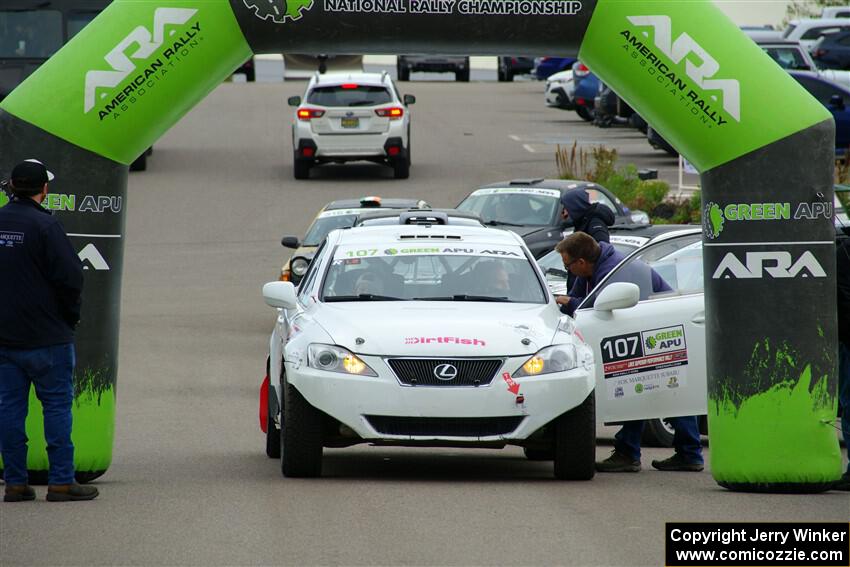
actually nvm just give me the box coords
[553,391,596,480]
[398,64,410,81]
[455,69,470,82]
[281,381,324,478]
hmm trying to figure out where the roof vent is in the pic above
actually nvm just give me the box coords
[508,178,544,186]
[398,234,462,240]
[399,211,448,225]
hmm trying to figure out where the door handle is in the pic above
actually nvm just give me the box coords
[691,313,705,325]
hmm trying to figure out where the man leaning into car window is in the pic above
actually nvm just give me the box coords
[553,232,704,474]
[553,232,669,316]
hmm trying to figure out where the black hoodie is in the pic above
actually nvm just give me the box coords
[560,189,616,243]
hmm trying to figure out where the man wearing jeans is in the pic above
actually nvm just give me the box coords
[555,232,703,473]
[836,237,850,491]
[0,159,98,502]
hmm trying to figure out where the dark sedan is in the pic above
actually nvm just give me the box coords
[279,196,430,284]
[455,178,647,259]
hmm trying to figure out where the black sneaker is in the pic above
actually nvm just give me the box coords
[651,453,704,472]
[596,450,641,472]
[833,472,850,491]
[46,483,99,502]
[4,485,36,502]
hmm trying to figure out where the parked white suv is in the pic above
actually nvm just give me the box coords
[287,72,415,180]
[781,18,850,51]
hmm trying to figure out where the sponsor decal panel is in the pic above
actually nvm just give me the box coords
[471,187,562,198]
[712,250,827,279]
[703,200,832,239]
[335,245,522,259]
[85,8,203,121]
[601,326,688,401]
[620,15,739,129]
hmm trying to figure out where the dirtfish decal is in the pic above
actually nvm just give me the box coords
[405,336,486,346]
[704,201,833,239]
[621,15,740,128]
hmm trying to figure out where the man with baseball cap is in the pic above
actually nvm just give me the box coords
[0,159,98,502]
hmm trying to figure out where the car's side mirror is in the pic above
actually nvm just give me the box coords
[830,94,846,110]
[403,94,416,105]
[287,96,302,107]
[263,281,298,310]
[594,282,640,312]
[281,235,300,249]
[545,267,569,279]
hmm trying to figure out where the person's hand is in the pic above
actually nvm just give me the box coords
[554,295,572,306]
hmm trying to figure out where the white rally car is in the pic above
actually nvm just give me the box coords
[260,222,597,479]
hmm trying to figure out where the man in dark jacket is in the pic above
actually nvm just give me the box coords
[0,159,98,502]
[560,188,615,243]
[554,232,670,317]
[554,232,703,473]
[836,237,850,490]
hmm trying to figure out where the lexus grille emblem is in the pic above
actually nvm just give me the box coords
[433,363,458,381]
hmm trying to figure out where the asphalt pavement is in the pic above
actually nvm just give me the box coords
[0,77,846,566]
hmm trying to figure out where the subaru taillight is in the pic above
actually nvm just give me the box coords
[297,108,325,121]
[574,62,590,77]
[375,107,404,119]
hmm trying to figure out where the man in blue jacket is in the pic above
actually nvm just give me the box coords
[0,159,98,502]
[554,232,704,473]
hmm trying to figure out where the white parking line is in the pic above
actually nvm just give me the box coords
[522,144,538,153]
[508,135,521,141]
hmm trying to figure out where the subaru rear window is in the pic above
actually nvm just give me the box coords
[307,85,392,107]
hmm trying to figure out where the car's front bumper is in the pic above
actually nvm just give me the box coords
[284,355,594,444]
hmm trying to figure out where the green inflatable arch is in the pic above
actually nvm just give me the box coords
[0,0,842,491]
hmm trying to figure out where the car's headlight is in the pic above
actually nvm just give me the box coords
[291,257,310,277]
[630,210,650,225]
[513,344,577,377]
[307,344,378,376]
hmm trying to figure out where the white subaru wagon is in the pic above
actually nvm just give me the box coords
[261,222,596,479]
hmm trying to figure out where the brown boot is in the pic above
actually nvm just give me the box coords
[46,483,99,502]
[4,485,36,502]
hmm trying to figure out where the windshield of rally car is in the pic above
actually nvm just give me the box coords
[320,244,547,303]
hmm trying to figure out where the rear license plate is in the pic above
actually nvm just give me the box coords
[340,117,359,129]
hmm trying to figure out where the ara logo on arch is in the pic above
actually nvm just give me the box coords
[712,250,826,279]
[84,8,198,114]
[626,15,741,123]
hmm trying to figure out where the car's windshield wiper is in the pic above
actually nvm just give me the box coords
[414,295,512,302]
[324,294,406,302]
[483,219,525,227]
